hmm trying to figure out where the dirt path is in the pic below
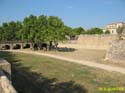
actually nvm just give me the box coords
[1,50,125,74]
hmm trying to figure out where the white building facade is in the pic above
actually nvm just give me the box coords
[103,22,125,34]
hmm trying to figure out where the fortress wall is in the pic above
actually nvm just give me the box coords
[77,35,118,49]
[105,40,125,62]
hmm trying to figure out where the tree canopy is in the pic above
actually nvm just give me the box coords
[0,14,105,43]
[104,30,110,34]
[117,27,124,35]
[86,28,103,34]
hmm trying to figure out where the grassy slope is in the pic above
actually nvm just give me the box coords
[0,51,125,93]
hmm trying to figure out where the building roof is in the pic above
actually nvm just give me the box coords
[107,22,125,25]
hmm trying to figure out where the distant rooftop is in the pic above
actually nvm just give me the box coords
[107,22,125,25]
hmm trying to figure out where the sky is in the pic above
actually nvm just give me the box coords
[0,0,125,29]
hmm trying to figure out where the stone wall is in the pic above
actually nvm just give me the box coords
[105,40,125,62]
[0,59,17,93]
[77,35,118,49]
[0,59,11,80]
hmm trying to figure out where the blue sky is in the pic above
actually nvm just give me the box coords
[0,0,125,28]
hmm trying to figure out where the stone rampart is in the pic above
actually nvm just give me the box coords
[77,34,118,49]
[105,40,125,62]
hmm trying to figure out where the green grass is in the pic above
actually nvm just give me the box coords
[0,51,125,93]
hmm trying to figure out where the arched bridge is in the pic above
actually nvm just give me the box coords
[0,41,33,50]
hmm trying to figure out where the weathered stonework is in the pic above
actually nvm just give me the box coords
[77,34,118,49]
[0,59,11,80]
[105,40,125,62]
[0,59,11,93]
[0,59,17,93]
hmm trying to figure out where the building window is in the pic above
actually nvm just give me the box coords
[112,30,114,34]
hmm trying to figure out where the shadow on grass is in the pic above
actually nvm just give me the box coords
[0,51,88,93]
[57,47,76,52]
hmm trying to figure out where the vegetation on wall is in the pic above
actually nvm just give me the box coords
[116,26,124,40]
[117,27,124,35]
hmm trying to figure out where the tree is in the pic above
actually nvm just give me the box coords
[22,15,37,42]
[15,21,23,40]
[105,30,110,34]
[46,16,64,42]
[72,27,85,35]
[1,22,10,41]
[8,21,17,40]
[37,15,48,42]
[117,27,124,40]
[86,28,103,34]
[61,25,72,40]
[117,27,124,35]
[0,27,3,41]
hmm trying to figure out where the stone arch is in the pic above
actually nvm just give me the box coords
[13,44,21,49]
[3,45,11,50]
[23,44,31,49]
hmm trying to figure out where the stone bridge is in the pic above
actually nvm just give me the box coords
[0,41,32,50]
